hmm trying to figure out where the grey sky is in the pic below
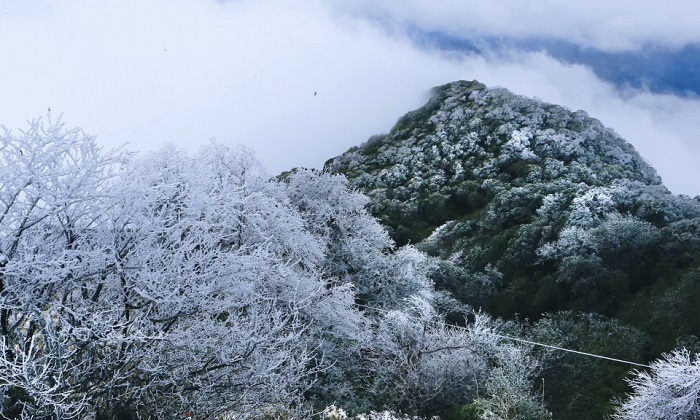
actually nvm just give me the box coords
[1,0,699,196]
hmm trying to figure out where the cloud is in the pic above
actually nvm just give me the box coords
[330,0,700,51]
[463,51,700,197]
[0,0,698,196]
[0,0,464,172]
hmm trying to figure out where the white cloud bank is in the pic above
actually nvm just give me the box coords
[331,0,700,51]
[1,0,699,195]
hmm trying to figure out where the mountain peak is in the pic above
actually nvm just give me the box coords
[327,79,700,326]
[324,80,700,418]
[328,79,660,187]
[327,80,664,245]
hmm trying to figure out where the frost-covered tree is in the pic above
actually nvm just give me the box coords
[0,119,358,418]
[110,143,336,417]
[1,115,552,418]
[472,343,550,420]
[281,168,393,301]
[361,297,546,417]
[0,117,133,417]
[613,348,700,419]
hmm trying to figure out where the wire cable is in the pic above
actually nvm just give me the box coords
[356,303,650,368]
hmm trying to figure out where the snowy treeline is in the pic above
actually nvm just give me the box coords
[0,117,549,418]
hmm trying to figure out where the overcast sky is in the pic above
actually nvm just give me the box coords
[2,0,699,196]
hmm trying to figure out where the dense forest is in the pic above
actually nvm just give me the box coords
[328,81,700,419]
[1,81,699,418]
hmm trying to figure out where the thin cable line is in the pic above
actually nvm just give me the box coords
[356,303,650,368]
[488,332,650,368]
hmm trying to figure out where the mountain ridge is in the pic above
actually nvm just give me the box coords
[327,79,700,336]
[325,79,700,417]
[326,80,666,245]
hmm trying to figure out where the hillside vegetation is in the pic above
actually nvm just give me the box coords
[328,80,700,418]
[0,118,548,418]
[2,82,699,418]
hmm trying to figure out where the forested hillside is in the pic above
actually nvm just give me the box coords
[2,82,700,419]
[327,80,700,418]
[0,118,549,418]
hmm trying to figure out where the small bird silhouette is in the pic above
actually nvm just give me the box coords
[314,92,317,96]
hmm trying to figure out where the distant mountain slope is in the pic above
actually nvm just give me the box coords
[327,80,700,350]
